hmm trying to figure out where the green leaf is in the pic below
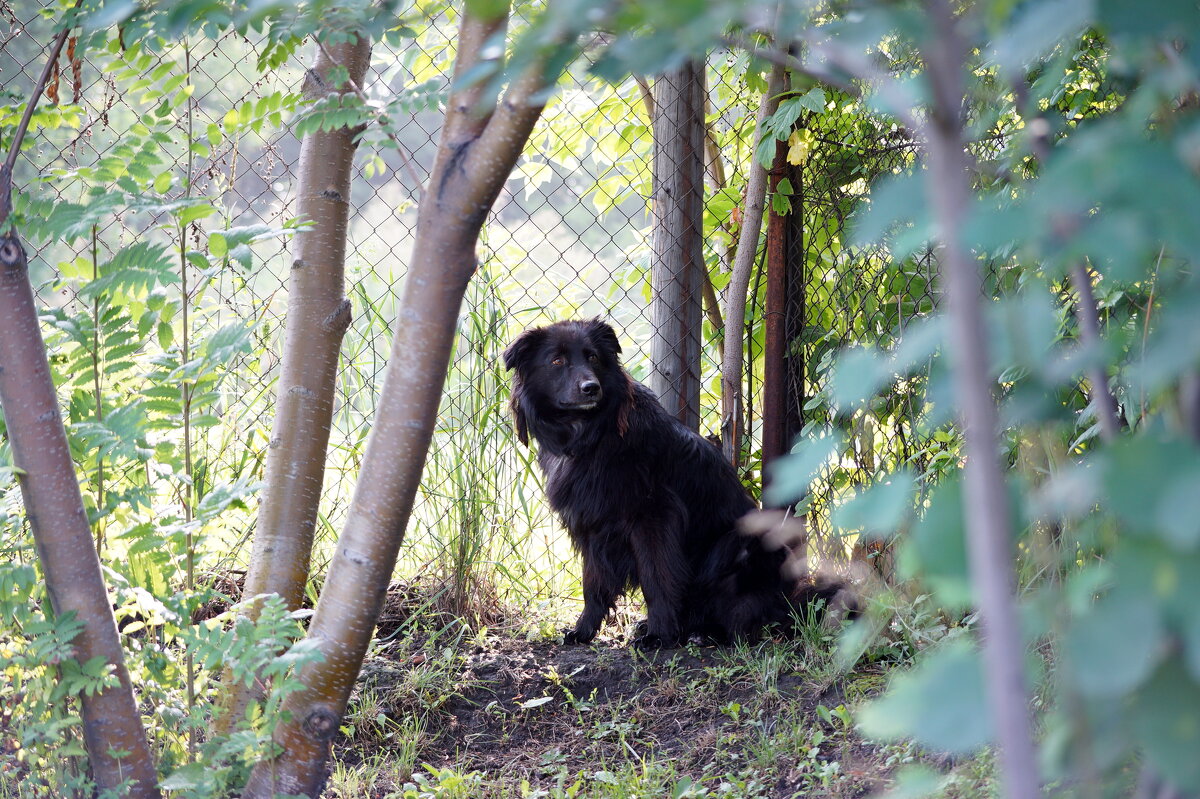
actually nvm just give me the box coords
[986,291,1062,378]
[829,345,889,408]
[858,639,992,754]
[26,192,124,244]
[795,86,826,113]
[81,241,179,302]
[1104,437,1200,549]
[178,203,216,225]
[764,96,805,135]
[194,476,259,523]
[764,432,847,506]
[875,766,948,799]
[1132,659,1200,791]
[200,322,254,364]
[208,222,298,269]
[754,132,777,168]
[831,469,916,539]
[989,0,1092,78]
[1065,591,1164,697]
[160,762,209,790]
[900,477,971,609]
[1097,0,1200,41]
[209,231,228,258]
[851,170,931,256]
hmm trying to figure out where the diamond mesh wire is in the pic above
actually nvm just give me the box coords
[783,109,929,563]
[2,9,928,609]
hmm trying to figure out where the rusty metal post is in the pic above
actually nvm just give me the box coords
[762,139,790,471]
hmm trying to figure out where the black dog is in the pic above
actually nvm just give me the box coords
[504,318,846,647]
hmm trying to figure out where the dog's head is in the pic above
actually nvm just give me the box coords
[503,319,624,445]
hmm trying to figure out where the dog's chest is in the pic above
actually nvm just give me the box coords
[540,450,647,531]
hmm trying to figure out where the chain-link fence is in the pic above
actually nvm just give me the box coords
[784,112,927,564]
[2,7,926,619]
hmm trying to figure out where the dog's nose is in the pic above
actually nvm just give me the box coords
[580,380,600,397]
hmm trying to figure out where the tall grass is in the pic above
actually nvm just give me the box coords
[404,265,578,628]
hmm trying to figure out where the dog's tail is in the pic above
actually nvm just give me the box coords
[738,509,863,629]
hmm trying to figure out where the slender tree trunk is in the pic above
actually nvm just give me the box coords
[1022,101,1121,444]
[0,235,161,798]
[761,139,790,470]
[649,61,705,430]
[922,2,1040,797]
[721,62,786,463]
[638,78,725,345]
[1069,260,1120,442]
[0,24,159,798]
[216,33,371,734]
[701,97,728,344]
[240,6,552,796]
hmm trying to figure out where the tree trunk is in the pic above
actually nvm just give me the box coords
[720,63,786,463]
[761,139,790,470]
[649,61,705,430]
[0,25,159,797]
[638,79,725,344]
[922,2,1040,796]
[216,33,371,735]
[0,234,160,798]
[240,6,552,796]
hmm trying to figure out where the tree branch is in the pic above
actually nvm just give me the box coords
[634,74,655,118]
[1,19,71,226]
[722,30,922,134]
[459,54,554,214]
[1018,81,1121,444]
[721,60,787,465]
[313,36,425,202]
[443,11,509,148]
[241,4,560,794]
[720,33,857,99]
[1070,260,1120,442]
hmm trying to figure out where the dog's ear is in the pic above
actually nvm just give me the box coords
[512,398,530,446]
[586,318,621,358]
[503,327,546,372]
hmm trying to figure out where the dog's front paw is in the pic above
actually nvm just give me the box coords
[630,631,680,650]
[563,625,597,645]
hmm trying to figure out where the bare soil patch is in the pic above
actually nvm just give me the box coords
[335,625,897,798]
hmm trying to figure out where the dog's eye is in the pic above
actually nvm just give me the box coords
[551,356,565,366]
[587,354,598,363]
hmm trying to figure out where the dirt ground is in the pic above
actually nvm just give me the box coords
[332,619,903,798]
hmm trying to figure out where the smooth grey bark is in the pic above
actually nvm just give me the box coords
[648,61,705,430]
[0,236,161,798]
[0,23,160,798]
[1069,261,1120,442]
[637,77,725,340]
[922,2,1041,796]
[240,6,553,796]
[216,33,371,735]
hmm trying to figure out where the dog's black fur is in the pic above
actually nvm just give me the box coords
[504,318,847,648]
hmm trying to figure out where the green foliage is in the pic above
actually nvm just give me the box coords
[156,596,323,797]
[0,10,342,795]
[411,265,554,624]
[6,0,1199,795]
[760,1,1200,793]
[0,548,104,797]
